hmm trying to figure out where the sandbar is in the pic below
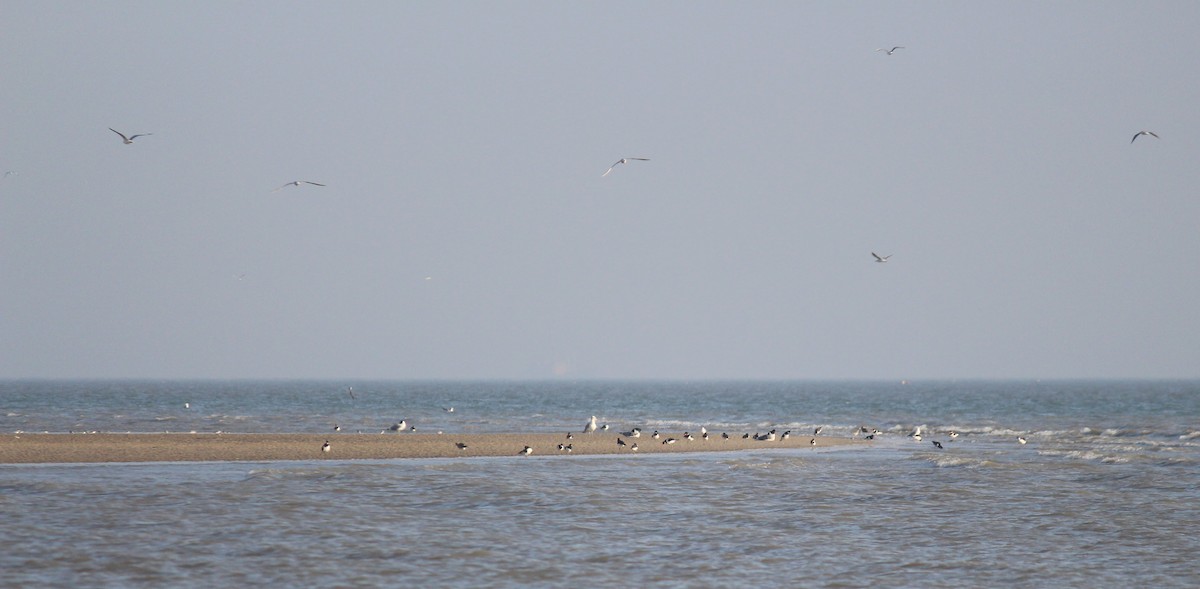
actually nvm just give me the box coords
[0,431,864,464]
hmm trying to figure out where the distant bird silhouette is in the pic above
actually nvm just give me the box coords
[109,128,151,144]
[321,440,331,453]
[519,446,533,456]
[876,46,905,55]
[872,252,892,263]
[273,180,325,192]
[1131,130,1160,144]
[931,440,943,449]
[602,157,650,177]
[456,442,468,450]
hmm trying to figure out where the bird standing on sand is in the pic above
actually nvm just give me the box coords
[601,157,650,177]
[519,446,533,456]
[272,180,326,192]
[631,443,639,451]
[456,442,468,450]
[390,420,408,432]
[1131,130,1160,143]
[617,438,627,448]
[109,128,151,144]
[321,440,331,453]
[584,416,598,433]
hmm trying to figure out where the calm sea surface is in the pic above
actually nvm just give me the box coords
[2,380,1198,587]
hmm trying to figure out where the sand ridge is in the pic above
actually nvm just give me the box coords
[0,431,864,464]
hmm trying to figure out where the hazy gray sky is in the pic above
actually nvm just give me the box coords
[2,1,1198,380]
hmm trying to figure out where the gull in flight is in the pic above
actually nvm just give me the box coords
[273,180,326,192]
[109,128,152,144]
[602,157,649,177]
[1131,130,1160,144]
[876,46,905,55]
[872,252,892,263]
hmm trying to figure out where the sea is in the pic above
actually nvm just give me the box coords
[1,380,1197,588]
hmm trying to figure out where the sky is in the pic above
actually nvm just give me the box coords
[2,1,1198,380]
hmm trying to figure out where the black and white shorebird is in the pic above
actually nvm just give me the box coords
[721,432,730,440]
[321,440,331,453]
[1131,130,1160,144]
[810,438,817,446]
[519,445,533,456]
[813,426,823,436]
[931,440,943,449]
[584,415,598,434]
[617,438,627,448]
[621,428,642,438]
[272,180,325,192]
[630,443,639,452]
[601,157,650,177]
[109,127,151,144]
[948,431,959,439]
[876,46,905,55]
[390,420,408,432]
[443,406,455,413]
[872,252,892,263]
[456,442,468,450]
[333,424,341,432]
[780,430,791,440]
[1018,436,1028,445]
[652,431,661,439]
[566,432,574,440]
[663,437,677,445]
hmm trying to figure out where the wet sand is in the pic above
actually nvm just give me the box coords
[0,431,864,464]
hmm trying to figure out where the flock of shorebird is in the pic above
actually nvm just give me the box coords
[312,409,1034,456]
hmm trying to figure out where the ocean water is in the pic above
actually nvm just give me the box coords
[1,380,1198,587]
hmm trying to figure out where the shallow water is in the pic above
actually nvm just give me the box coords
[2,380,1198,587]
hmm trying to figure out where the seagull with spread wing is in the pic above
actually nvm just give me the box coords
[272,180,326,192]
[602,157,649,177]
[109,128,152,144]
[1131,130,1159,144]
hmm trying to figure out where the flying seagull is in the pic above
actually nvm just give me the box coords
[109,128,151,144]
[1131,130,1160,144]
[272,180,326,192]
[876,46,905,55]
[602,157,650,177]
[872,252,892,263]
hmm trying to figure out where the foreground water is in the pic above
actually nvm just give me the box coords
[2,380,1198,587]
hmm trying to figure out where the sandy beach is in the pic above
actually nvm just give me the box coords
[0,431,863,464]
